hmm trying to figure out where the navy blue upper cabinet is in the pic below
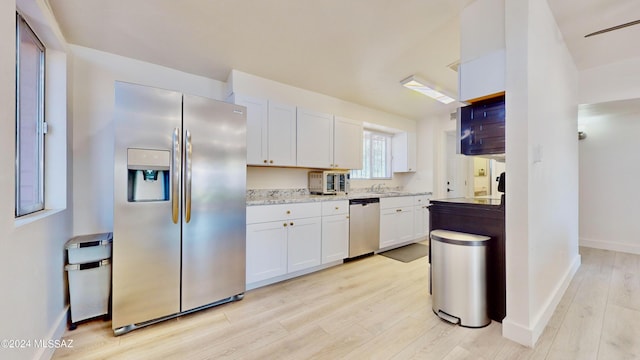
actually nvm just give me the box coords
[460,95,505,156]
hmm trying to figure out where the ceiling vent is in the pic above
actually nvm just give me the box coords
[585,19,640,37]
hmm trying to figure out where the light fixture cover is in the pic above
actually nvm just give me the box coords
[401,75,455,104]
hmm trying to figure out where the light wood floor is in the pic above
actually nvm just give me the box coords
[53,246,640,359]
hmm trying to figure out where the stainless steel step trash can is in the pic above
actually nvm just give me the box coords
[430,229,491,328]
[65,233,113,330]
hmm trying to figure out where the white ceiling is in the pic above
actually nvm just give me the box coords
[46,0,640,120]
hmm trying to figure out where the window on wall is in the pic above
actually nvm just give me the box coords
[16,13,46,217]
[351,130,392,180]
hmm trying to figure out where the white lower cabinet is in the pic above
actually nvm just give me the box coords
[287,217,322,273]
[321,200,349,263]
[247,202,339,286]
[246,221,288,284]
[379,197,415,249]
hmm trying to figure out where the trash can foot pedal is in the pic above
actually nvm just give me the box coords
[436,310,460,325]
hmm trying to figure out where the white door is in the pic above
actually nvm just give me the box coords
[246,221,288,284]
[297,108,334,168]
[234,95,268,165]
[445,131,467,198]
[334,116,363,170]
[321,214,349,264]
[268,101,297,166]
[287,217,322,273]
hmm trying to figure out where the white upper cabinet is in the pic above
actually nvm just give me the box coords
[267,101,297,166]
[296,108,334,168]
[392,132,417,173]
[234,94,296,166]
[235,95,268,165]
[297,109,363,170]
[458,0,505,102]
[333,116,363,170]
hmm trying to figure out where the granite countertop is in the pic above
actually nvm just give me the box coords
[247,189,432,206]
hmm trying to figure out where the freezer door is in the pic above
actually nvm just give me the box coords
[112,82,182,329]
[181,94,247,311]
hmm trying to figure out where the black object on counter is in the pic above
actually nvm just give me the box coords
[497,172,505,193]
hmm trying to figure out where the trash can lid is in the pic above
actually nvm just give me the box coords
[65,232,113,249]
[430,229,490,246]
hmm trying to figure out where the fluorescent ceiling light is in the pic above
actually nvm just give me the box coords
[400,75,456,104]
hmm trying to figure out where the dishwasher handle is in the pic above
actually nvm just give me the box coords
[349,198,380,205]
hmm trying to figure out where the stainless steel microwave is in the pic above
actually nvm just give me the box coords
[308,170,350,195]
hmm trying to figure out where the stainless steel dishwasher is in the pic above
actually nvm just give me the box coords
[349,198,380,258]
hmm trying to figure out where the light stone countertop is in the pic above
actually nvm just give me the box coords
[246,188,432,206]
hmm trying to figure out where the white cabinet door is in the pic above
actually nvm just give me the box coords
[287,216,322,273]
[414,205,429,240]
[234,95,268,165]
[246,221,287,284]
[379,206,414,249]
[334,116,363,170]
[297,108,334,168]
[321,213,349,264]
[392,132,417,173]
[268,101,297,166]
[414,195,430,239]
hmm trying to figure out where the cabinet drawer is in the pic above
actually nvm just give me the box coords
[322,200,349,216]
[413,195,430,206]
[380,196,414,209]
[247,202,322,224]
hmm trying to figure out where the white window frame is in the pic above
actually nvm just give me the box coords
[351,130,392,180]
[16,12,46,217]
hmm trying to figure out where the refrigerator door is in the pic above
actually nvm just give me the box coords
[113,82,182,329]
[181,94,247,311]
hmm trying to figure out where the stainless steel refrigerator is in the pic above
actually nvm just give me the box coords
[112,81,246,335]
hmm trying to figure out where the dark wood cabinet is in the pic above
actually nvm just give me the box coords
[460,96,505,156]
[428,198,506,322]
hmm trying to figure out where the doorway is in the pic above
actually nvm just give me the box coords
[445,131,467,198]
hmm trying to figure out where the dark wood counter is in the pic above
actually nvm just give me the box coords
[428,197,505,322]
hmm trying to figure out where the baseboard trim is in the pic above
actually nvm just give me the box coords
[35,305,69,360]
[580,237,640,255]
[502,253,581,347]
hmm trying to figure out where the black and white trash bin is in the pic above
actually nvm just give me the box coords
[430,229,491,328]
[64,232,113,330]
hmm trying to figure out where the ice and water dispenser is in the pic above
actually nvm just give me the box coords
[127,148,170,202]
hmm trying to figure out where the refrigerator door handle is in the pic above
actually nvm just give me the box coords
[184,129,192,223]
[172,128,181,224]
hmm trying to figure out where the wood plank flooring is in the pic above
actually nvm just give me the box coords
[52,246,640,359]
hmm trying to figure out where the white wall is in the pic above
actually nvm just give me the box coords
[579,57,640,105]
[502,0,581,347]
[576,56,640,254]
[1,1,73,360]
[578,99,640,254]
[459,0,505,63]
[71,45,227,235]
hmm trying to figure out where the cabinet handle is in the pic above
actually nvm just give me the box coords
[335,206,339,210]
[396,209,402,212]
[269,160,274,164]
[263,160,268,164]
[283,223,287,227]
[286,210,291,214]
[290,222,294,226]
[346,215,349,219]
